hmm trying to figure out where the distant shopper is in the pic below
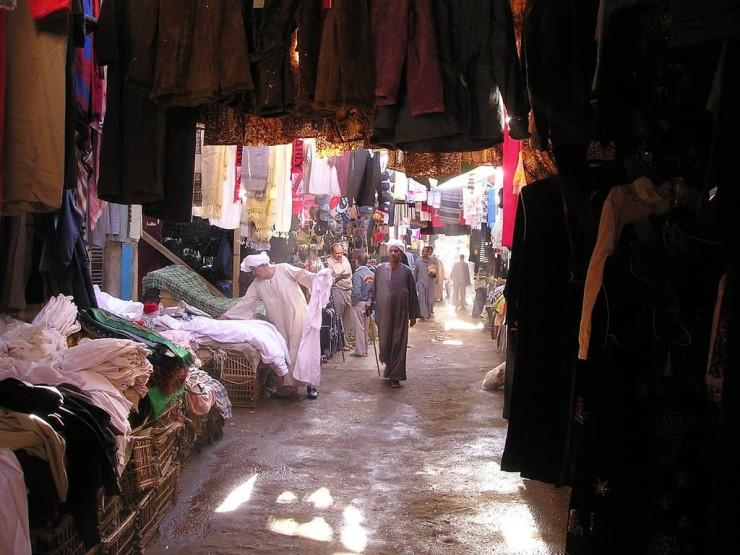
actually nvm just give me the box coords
[350,252,374,357]
[222,252,321,399]
[413,247,436,320]
[450,254,471,310]
[427,245,443,305]
[326,242,354,350]
[372,240,421,388]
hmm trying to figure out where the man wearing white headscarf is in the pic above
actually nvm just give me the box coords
[222,252,321,398]
[371,241,421,388]
[386,239,411,267]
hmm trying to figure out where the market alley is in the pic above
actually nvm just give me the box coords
[149,300,570,554]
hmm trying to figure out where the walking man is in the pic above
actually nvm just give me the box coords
[450,254,471,310]
[350,252,374,357]
[326,242,353,350]
[427,245,443,306]
[222,252,321,399]
[372,240,420,388]
[413,247,436,320]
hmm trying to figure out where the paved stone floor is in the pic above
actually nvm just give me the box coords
[149,299,570,554]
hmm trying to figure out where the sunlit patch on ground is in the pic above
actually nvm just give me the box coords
[442,318,485,331]
[268,516,334,542]
[305,487,334,508]
[499,506,546,552]
[215,474,258,513]
[340,505,368,553]
[276,491,298,504]
[442,339,464,346]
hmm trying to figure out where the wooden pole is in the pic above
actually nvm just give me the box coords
[232,228,240,298]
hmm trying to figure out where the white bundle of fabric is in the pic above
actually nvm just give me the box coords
[93,285,144,320]
[0,356,84,390]
[154,316,291,376]
[31,294,81,337]
[59,338,153,396]
[0,319,68,362]
[482,361,506,391]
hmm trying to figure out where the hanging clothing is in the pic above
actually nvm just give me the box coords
[306,140,341,196]
[371,0,530,153]
[356,152,382,207]
[372,0,443,117]
[579,177,670,360]
[242,147,270,192]
[208,146,242,230]
[272,144,294,233]
[501,175,576,486]
[52,190,98,309]
[521,0,591,151]
[372,263,421,382]
[293,268,332,386]
[237,0,323,116]
[313,0,374,116]
[125,0,253,107]
[346,148,371,203]
[95,0,197,210]
[3,0,67,215]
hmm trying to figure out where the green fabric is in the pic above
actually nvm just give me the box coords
[84,307,193,365]
[146,385,185,419]
[141,265,239,317]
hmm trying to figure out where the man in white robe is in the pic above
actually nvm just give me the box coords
[222,252,319,398]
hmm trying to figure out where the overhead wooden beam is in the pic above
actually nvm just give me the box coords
[141,230,226,298]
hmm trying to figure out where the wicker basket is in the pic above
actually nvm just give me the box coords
[99,511,136,555]
[155,462,180,518]
[30,514,86,555]
[97,490,122,538]
[154,398,185,428]
[133,489,161,551]
[120,434,159,507]
[215,351,260,407]
[152,424,180,476]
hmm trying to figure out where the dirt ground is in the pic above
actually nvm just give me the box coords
[149,299,570,554]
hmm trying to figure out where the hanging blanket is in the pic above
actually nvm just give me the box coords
[141,265,240,318]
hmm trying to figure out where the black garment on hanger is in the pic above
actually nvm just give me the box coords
[355,151,381,207]
[501,175,576,486]
[52,189,98,309]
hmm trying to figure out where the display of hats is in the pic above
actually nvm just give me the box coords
[317,207,331,222]
[336,197,349,213]
[309,205,319,221]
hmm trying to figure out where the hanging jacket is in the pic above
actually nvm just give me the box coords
[313,0,375,116]
[372,0,530,153]
[232,0,323,117]
[372,0,444,117]
[126,0,253,107]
